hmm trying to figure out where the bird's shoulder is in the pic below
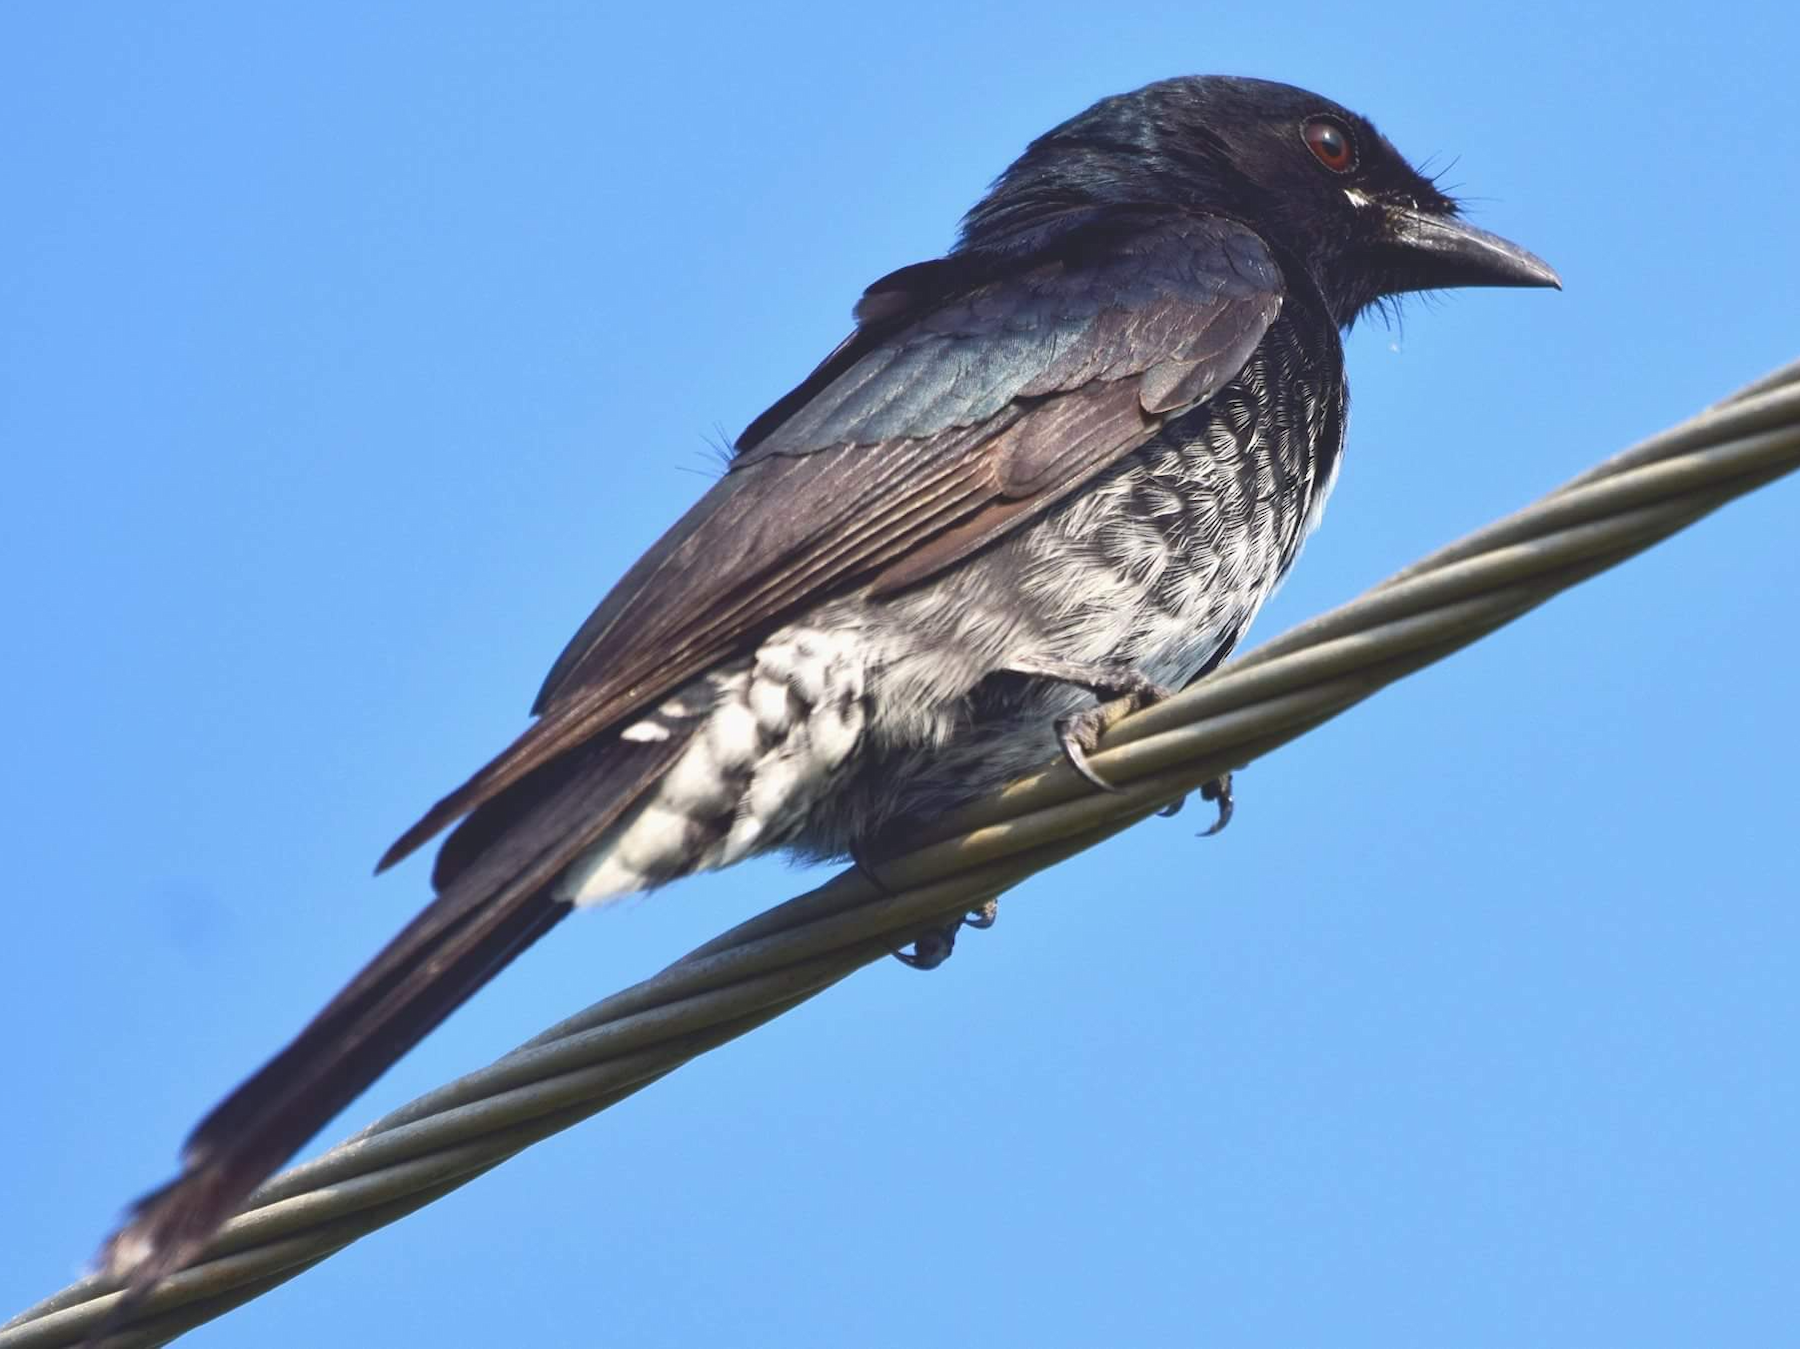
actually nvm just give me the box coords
[737,206,1289,460]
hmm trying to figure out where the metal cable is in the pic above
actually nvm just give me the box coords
[7,358,1798,1349]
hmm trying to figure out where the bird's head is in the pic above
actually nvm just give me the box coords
[960,75,1559,326]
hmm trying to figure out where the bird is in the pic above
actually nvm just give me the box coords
[100,74,1559,1292]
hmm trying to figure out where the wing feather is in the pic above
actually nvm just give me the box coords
[378,210,1285,872]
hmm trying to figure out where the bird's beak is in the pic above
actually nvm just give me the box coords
[1380,203,1561,292]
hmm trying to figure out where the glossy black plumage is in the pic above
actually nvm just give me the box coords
[387,210,1284,872]
[101,74,1558,1295]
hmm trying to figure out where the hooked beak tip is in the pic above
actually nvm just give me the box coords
[1386,205,1561,293]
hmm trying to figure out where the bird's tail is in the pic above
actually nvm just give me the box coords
[100,712,703,1295]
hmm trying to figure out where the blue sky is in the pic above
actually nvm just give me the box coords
[3,5,1795,1346]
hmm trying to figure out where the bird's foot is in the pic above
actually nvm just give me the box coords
[1198,773,1234,836]
[862,835,1000,969]
[1038,665,1173,793]
[892,899,1000,970]
[962,897,999,930]
[1153,773,1236,833]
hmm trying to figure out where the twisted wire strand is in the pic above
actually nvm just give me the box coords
[7,358,1798,1349]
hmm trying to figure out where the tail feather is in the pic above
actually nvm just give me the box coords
[101,724,698,1293]
[103,888,568,1290]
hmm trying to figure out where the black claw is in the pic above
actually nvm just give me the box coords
[892,901,999,969]
[1157,794,1187,818]
[1198,773,1235,837]
[893,925,958,969]
[1041,669,1177,796]
[1056,708,1125,793]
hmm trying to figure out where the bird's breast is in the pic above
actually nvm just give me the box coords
[1015,338,1346,688]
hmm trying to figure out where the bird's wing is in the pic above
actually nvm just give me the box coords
[380,211,1284,872]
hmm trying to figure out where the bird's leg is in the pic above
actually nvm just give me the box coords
[1055,672,1171,792]
[852,840,935,965]
[1006,658,1174,793]
[1007,659,1240,830]
[859,838,1002,969]
[891,900,1002,970]
[849,838,895,896]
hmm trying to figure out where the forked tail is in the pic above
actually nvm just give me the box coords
[101,718,698,1294]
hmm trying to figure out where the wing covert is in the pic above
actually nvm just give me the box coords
[379,210,1286,871]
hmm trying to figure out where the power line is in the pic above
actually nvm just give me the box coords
[6,358,1798,1349]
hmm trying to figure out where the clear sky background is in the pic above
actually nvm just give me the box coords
[3,6,1795,1346]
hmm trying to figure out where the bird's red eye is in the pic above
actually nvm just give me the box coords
[1303,117,1355,173]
